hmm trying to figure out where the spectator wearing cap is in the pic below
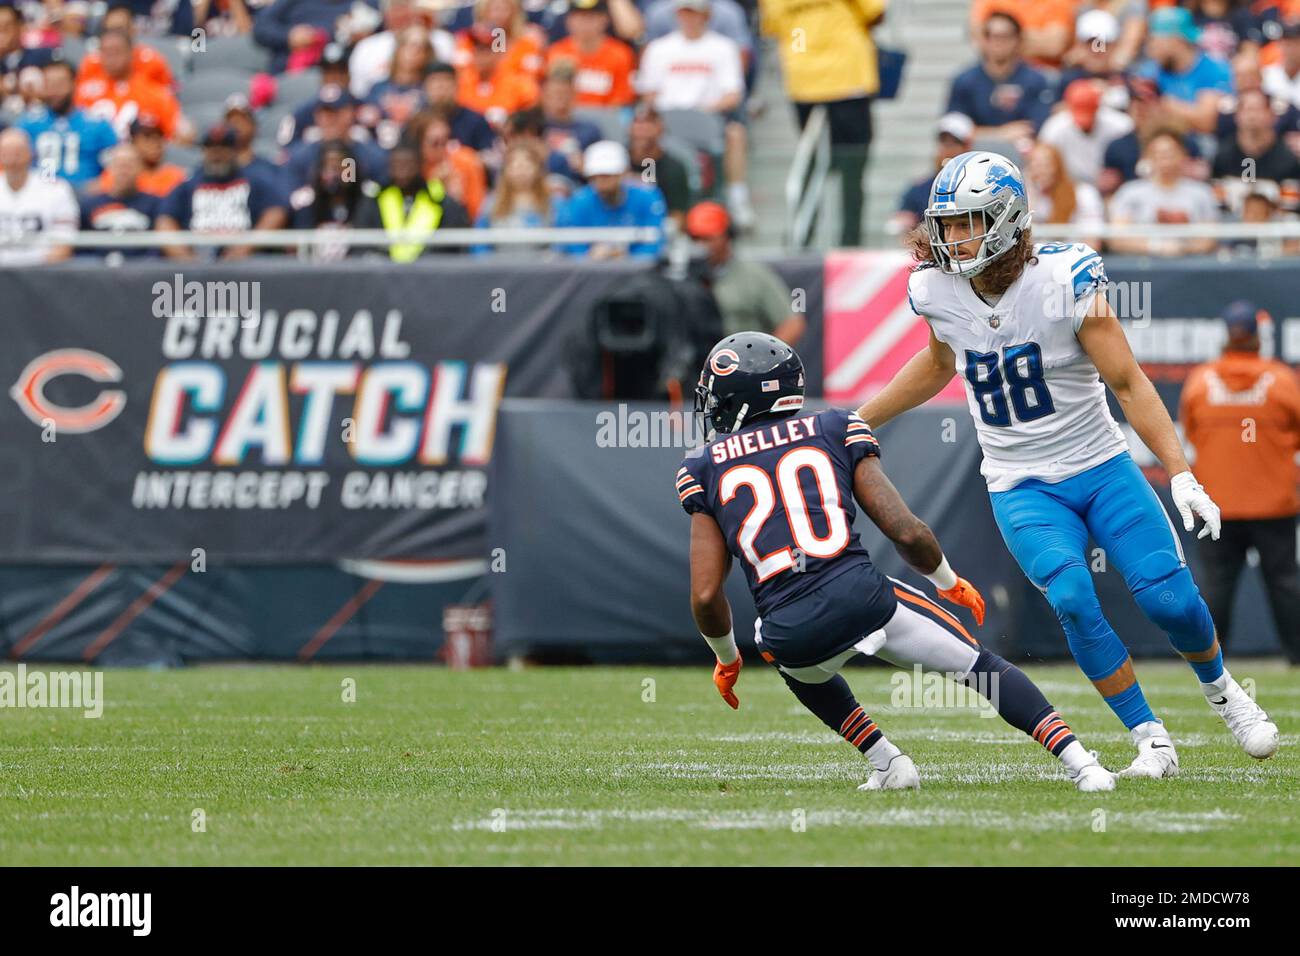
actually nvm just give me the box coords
[969,0,1077,69]
[73,29,187,141]
[1108,128,1220,256]
[254,0,375,74]
[945,11,1055,143]
[279,42,352,146]
[1038,78,1135,186]
[409,107,488,218]
[555,139,664,258]
[540,63,602,174]
[17,58,118,187]
[1262,20,1300,110]
[893,113,974,234]
[355,138,470,260]
[1026,140,1105,249]
[78,4,176,92]
[686,200,805,345]
[472,142,553,254]
[637,0,752,229]
[349,0,455,99]
[421,61,495,152]
[760,0,884,245]
[79,143,161,259]
[1136,5,1232,133]
[214,96,281,189]
[627,102,692,225]
[94,114,186,196]
[1212,88,1300,198]
[285,85,389,189]
[500,106,585,192]
[1180,301,1300,662]
[156,123,290,259]
[456,22,541,128]
[544,0,636,108]
[1057,8,1126,91]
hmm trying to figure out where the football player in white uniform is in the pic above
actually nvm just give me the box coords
[858,151,1278,777]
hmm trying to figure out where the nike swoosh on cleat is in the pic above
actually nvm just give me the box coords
[1150,743,1172,749]
[1211,697,1227,705]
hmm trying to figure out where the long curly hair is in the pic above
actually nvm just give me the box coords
[903,223,1037,295]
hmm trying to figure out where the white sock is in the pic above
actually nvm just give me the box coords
[1200,669,1231,696]
[1058,740,1095,775]
[864,736,902,772]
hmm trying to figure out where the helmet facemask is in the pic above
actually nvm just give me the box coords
[925,193,1025,278]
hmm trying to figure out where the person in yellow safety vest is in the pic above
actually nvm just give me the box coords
[356,141,470,260]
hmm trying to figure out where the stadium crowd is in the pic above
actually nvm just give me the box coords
[0,0,762,262]
[0,0,1298,262]
[895,1,1300,257]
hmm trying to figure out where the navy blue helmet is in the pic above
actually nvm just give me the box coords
[694,331,805,435]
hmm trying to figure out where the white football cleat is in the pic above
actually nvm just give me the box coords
[858,754,920,791]
[1071,762,1117,792]
[1119,721,1180,779]
[1207,678,1279,759]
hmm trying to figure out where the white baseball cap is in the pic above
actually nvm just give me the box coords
[936,112,975,143]
[583,140,630,177]
[1077,9,1120,45]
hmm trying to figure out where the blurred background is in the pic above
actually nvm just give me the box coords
[0,0,1296,666]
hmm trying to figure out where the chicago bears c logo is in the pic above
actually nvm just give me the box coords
[709,349,741,376]
[10,348,126,434]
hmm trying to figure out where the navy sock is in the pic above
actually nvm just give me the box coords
[963,648,1079,757]
[778,672,884,754]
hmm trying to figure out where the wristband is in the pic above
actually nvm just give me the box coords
[702,629,739,664]
[923,555,959,591]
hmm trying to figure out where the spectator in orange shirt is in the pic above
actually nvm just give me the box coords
[412,107,488,218]
[74,30,188,141]
[545,0,637,108]
[93,114,187,197]
[77,3,176,93]
[456,22,539,128]
[971,0,1079,68]
[1180,301,1300,662]
[454,0,546,82]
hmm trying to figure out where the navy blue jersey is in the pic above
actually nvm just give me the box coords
[677,408,895,620]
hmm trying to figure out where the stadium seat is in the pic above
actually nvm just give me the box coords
[165,143,201,170]
[198,34,271,75]
[152,37,194,79]
[180,69,255,106]
[185,101,228,133]
[573,107,629,143]
[660,109,725,155]
[273,70,323,111]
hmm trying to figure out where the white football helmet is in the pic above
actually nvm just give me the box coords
[924,150,1031,278]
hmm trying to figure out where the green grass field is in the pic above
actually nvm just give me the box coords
[1,661,1297,865]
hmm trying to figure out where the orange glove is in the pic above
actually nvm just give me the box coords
[713,655,742,709]
[937,576,986,626]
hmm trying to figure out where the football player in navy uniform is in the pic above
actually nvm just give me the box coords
[678,332,1115,791]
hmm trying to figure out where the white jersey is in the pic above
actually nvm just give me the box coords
[0,173,79,267]
[908,242,1128,491]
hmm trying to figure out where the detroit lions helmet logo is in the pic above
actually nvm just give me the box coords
[985,163,1026,199]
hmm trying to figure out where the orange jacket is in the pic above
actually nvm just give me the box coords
[1181,351,1300,520]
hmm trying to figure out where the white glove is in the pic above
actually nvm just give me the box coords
[1171,471,1221,541]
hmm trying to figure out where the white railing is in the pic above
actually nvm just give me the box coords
[0,226,664,251]
[1032,221,1300,241]
[784,105,832,250]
